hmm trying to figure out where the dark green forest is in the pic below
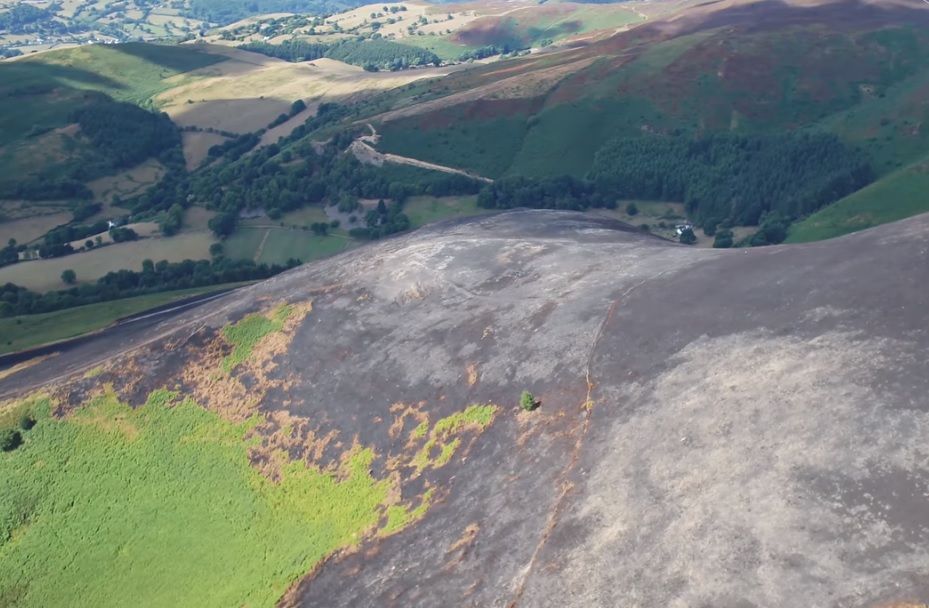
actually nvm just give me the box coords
[240,38,440,70]
[0,95,183,200]
[70,96,182,179]
[588,132,873,229]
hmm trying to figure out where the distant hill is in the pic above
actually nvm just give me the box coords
[371,0,929,240]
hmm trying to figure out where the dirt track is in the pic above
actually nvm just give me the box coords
[350,123,494,182]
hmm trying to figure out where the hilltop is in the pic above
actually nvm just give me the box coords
[2,210,929,607]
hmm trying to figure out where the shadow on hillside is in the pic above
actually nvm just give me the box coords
[0,61,125,95]
[106,41,226,73]
[633,0,929,41]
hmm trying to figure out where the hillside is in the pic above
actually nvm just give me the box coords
[368,0,929,239]
[3,210,929,606]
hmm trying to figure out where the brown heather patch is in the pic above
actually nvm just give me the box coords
[388,401,428,441]
[443,522,481,572]
[466,363,480,386]
[180,301,312,423]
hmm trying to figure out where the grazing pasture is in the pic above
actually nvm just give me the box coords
[0,232,216,291]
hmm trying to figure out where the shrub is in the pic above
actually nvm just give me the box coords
[625,202,639,216]
[20,415,36,430]
[679,227,697,245]
[713,229,734,249]
[0,428,22,451]
[520,390,538,412]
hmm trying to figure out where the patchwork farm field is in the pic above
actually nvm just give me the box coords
[0,232,216,291]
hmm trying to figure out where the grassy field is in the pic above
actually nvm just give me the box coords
[404,195,488,227]
[0,390,392,608]
[787,155,929,243]
[224,226,355,265]
[0,212,72,245]
[0,283,252,355]
[0,232,216,291]
[403,35,476,62]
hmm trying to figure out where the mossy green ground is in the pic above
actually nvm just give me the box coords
[0,390,391,608]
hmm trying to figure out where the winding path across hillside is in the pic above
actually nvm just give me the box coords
[350,124,494,183]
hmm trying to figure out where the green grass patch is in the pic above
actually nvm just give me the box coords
[404,195,487,228]
[403,35,476,62]
[0,283,252,356]
[786,154,929,243]
[0,390,393,608]
[381,488,434,536]
[410,404,498,473]
[221,303,292,372]
[224,226,356,266]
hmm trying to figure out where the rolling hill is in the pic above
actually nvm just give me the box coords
[2,209,929,606]
[370,0,929,238]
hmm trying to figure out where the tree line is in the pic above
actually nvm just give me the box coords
[239,38,440,71]
[0,257,298,317]
[0,94,183,200]
[588,132,873,231]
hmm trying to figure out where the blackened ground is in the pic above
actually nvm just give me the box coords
[2,210,929,608]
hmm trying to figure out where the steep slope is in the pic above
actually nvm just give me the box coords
[2,209,929,607]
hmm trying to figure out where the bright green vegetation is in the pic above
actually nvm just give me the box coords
[403,35,477,62]
[0,390,393,608]
[411,404,498,473]
[382,488,434,536]
[787,155,929,243]
[520,390,537,412]
[221,303,293,372]
[404,195,488,228]
[0,283,251,355]
[410,419,429,440]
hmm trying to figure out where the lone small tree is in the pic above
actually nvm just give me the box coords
[679,227,697,245]
[625,202,639,216]
[61,269,76,285]
[520,390,539,412]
